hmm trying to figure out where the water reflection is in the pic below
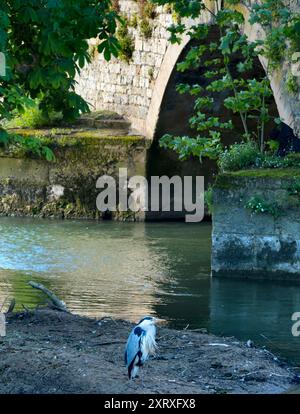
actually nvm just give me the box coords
[1,217,300,366]
[0,218,211,322]
[209,278,300,366]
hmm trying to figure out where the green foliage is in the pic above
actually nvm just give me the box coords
[136,0,157,19]
[119,1,157,55]
[245,196,281,218]
[158,1,278,165]
[286,72,299,95]
[4,100,62,129]
[266,139,280,153]
[129,14,139,29]
[134,0,156,39]
[143,2,157,19]
[249,0,297,72]
[160,132,223,162]
[140,18,153,38]
[15,135,56,162]
[0,127,10,146]
[153,0,203,19]
[259,154,300,169]
[0,0,120,125]
[204,185,213,215]
[286,179,300,196]
[218,141,261,172]
[261,27,287,71]
[218,140,300,172]
[0,130,55,162]
[116,18,135,62]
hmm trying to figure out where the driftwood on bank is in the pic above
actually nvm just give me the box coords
[28,281,68,312]
[6,299,16,314]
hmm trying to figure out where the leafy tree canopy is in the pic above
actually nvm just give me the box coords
[0,0,119,127]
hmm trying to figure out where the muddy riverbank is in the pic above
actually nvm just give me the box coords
[0,308,298,394]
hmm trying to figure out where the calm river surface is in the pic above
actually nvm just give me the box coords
[1,217,300,366]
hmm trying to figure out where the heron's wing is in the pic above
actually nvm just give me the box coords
[125,326,145,367]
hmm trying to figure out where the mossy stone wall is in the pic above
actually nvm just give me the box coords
[212,170,300,280]
[0,131,149,221]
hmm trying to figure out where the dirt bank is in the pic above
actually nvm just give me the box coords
[0,308,298,394]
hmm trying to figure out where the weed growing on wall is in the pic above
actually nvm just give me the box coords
[245,196,282,218]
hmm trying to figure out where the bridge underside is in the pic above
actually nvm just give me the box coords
[145,26,279,220]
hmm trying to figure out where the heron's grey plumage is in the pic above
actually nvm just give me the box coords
[125,327,145,366]
[125,317,157,379]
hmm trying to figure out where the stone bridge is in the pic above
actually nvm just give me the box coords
[76,0,300,140]
[1,1,300,222]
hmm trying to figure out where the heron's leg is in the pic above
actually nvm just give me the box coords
[134,370,144,388]
[140,368,145,389]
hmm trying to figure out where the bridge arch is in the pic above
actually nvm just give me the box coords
[146,25,279,211]
[148,4,297,139]
[144,33,191,139]
[75,1,299,138]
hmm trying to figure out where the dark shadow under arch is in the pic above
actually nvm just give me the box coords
[146,26,279,221]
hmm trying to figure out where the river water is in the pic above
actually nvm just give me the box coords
[0,217,300,367]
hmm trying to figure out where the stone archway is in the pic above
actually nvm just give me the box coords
[145,2,300,139]
[145,24,280,220]
[143,33,191,139]
[76,2,299,139]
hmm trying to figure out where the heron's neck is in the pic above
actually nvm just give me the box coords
[144,327,157,354]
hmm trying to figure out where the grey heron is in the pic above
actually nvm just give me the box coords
[125,316,157,380]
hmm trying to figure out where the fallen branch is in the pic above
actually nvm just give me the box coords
[6,298,16,314]
[91,341,124,346]
[22,304,31,313]
[28,281,68,312]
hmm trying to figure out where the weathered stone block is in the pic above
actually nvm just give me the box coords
[212,170,300,280]
[0,129,149,221]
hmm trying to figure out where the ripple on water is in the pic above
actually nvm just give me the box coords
[1,217,300,367]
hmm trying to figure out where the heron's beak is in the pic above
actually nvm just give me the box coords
[154,317,164,325]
